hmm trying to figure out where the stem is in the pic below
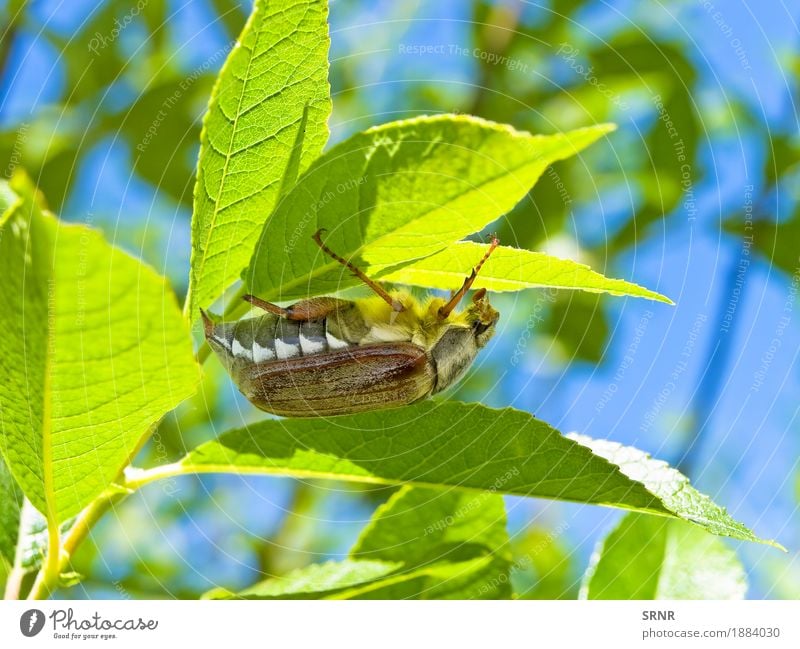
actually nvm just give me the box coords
[3,566,25,600]
[124,462,186,490]
[35,514,61,599]
[27,490,123,600]
[4,498,33,600]
[259,481,315,575]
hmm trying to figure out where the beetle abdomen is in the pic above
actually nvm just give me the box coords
[209,313,355,365]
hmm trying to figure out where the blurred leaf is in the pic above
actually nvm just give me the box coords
[187,0,332,323]
[351,486,512,598]
[209,484,512,599]
[764,132,799,186]
[158,401,778,545]
[381,241,670,302]
[725,209,800,277]
[246,116,615,300]
[542,291,610,364]
[44,3,131,107]
[511,526,578,599]
[119,79,216,206]
[206,556,498,600]
[205,558,401,599]
[0,173,199,523]
[580,513,747,599]
[210,0,249,40]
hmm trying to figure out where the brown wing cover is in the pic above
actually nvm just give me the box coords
[235,342,435,417]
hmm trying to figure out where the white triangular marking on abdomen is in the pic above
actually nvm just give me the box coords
[252,341,276,363]
[232,339,253,360]
[300,332,326,355]
[325,331,350,350]
[275,338,301,359]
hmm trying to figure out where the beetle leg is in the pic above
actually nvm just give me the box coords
[243,294,348,322]
[242,294,292,318]
[437,236,499,319]
[313,229,404,312]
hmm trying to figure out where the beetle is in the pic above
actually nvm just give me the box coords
[201,230,500,417]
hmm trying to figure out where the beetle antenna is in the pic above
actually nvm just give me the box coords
[437,236,499,319]
[312,229,404,312]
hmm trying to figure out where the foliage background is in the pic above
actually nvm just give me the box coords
[0,0,797,598]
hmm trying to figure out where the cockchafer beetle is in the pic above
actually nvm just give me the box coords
[201,230,500,417]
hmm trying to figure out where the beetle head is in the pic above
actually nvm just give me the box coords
[466,288,499,348]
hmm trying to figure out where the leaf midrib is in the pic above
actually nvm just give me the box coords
[190,5,263,314]
[40,237,59,529]
[168,460,671,515]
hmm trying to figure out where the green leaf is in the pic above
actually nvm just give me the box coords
[187,0,331,323]
[351,486,512,598]
[206,555,498,600]
[0,174,199,523]
[0,455,22,570]
[566,433,779,548]
[379,241,671,302]
[156,401,777,546]
[580,513,747,599]
[245,115,614,300]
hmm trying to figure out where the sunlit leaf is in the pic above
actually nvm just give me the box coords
[245,115,615,300]
[0,456,21,571]
[351,486,512,598]
[580,513,747,599]
[187,0,331,323]
[0,174,199,523]
[151,401,777,546]
[380,241,670,302]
